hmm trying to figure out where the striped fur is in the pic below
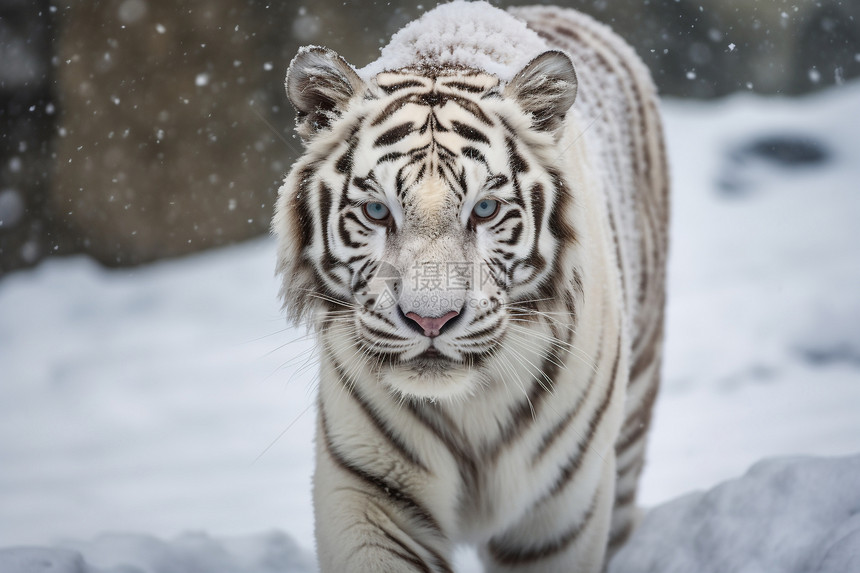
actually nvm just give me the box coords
[273,3,668,571]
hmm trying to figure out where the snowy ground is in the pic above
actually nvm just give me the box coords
[1,81,859,572]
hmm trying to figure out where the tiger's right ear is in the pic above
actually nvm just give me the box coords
[504,51,577,136]
[286,47,366,142]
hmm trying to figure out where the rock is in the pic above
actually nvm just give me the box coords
[49,0,296,266]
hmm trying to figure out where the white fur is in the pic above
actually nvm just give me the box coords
[274,3,668,571]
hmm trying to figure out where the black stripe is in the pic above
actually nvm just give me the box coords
[335,131,359,174]
[439,80,487,93]
[491,248,515,261]
[395,163,409,197]
[380,79,426,94]
[487,495,597,565]
[532,326,604,465]
[528,182,546,266]
[454,166,468,197]
[375,122,414,147]
[498,222,523,246]
[378,151,405,163]
[295,165,316,253]
[461,146,486,165]
[546,169,575,242]
[415,163,427,185]
[542,333,621,500]
[489,209,522,231]
[450,120,489,144]
[342,211,373,233]
[319,405,443,535]
[614,486,637,508]
[352,175,377,193]
[331,357,429,472]
[486,174,509,190]
[366,514,454,573]
[405,401,482,515]
[369,309,398,329]
[318,182,347,286]
[444,94,494,125]
[358,542,430,572]
[371,94,424,126]
[608,519,635,551]
[455,323,499,342]
[630,325,661,380]
[338,213,368,249]
[505,136,528,174]
[615,383,658,456]
[485,339,567,463]
[615,447,644,478]
[364,324,409,342]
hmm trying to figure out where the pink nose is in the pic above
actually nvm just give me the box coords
[404,310,459,338]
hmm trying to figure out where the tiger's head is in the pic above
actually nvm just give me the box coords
[274,46,581,400]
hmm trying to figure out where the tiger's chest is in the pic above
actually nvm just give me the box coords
[408,294,626,537]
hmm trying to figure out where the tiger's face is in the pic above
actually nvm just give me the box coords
[275,48,579,399]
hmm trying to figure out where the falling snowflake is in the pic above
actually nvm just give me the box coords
[808,68,821,84]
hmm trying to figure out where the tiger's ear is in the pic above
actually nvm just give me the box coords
[504,51,577,135]
[286,46,366,142]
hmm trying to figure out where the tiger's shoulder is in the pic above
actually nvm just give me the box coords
[513,5,670,334]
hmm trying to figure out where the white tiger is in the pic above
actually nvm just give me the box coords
[273,2,669,571]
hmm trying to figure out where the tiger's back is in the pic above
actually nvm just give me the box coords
[273,2,668,571]
[514,5,670,549]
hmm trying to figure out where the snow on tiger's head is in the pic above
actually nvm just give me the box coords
[273,3,580,399]
[358,0,550,82]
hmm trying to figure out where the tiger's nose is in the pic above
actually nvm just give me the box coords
[403,309,460,338]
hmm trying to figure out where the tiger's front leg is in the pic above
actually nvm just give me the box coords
[313,412,455,573]
[479,453,617,573]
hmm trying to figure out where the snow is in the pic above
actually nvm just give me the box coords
[640,81,860,506]
[358,1,549,81]
[611,455,860,573]
[1,75,860,571]
[0,531,315,573]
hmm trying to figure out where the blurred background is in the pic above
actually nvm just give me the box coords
[1,0,859,275]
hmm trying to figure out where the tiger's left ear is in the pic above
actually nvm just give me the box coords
[286,46,366,142]
[504,51,577,136]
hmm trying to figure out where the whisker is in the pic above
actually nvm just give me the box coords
[506,322,596,373]
[252,400,316,465]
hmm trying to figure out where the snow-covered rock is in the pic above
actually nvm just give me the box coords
[611,454,860,573]
[0,548,94,573]
[0,531,315,573]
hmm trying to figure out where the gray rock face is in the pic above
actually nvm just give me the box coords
[0,531,315,573]
[49,0,292,266]
[0,0,56,276]
[610,454,860,573]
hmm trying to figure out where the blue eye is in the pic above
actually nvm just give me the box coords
[472,198,499,220]
[363,201,391,222]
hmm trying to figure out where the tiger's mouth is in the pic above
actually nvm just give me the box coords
[410,344,454,363]
[402,344,460,372]
[419,346,441,359]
